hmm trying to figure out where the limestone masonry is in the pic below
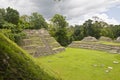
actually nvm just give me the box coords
[69,36,120,54]
[21,29,65,57]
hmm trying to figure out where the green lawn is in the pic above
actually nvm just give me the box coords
[36,48,120,80]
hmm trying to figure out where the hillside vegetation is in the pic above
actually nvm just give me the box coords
[0,33,59,80]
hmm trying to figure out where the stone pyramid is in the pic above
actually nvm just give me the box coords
[81,36,98,42]
[21,28,65,57]
[99,36,112,42]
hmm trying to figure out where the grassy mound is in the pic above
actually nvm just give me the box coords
[37,48,120,80]
[0,33,59,80]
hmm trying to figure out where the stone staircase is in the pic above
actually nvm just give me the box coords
[69,41,120,54]
[21,29,65,57]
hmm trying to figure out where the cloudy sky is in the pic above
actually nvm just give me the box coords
[0,0,120,25]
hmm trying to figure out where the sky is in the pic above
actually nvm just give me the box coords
[0,0,120,25]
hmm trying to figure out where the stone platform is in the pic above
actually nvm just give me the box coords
[69,41,120,54]
[21,29,65,57]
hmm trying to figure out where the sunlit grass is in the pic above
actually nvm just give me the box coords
[36,48,120,80]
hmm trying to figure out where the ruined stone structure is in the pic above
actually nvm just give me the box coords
[21,29,65,57]
[69,41,120,54]
[99,36,112,42]
[69,36,120,54]
[81,36,98,42]
[116,37,120,42]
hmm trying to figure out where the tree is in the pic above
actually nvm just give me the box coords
[82,19,103,39]
[101,25,120,39]
[66,25,74,43]
[5,7,19,25]
[83,19,93,37]
[72,25,84,40]
[51,14,68,28]
[50,14,69,46]
[112,25,120,38]
[0,8,5,28]
[92,21,102,39]
[55,28,68,46]
[19,15,30,29]
[29,12,48,29]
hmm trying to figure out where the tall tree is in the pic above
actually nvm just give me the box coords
[5,7,19,25]
[50,14,69,46]
[72,25,84,40]
[19,15,30,29]
[0,8,5,28]
[51,14,68,28]
[92,21,102,39]
[112,25,120,38]
[29,12,48,29]
[83,19,93,37]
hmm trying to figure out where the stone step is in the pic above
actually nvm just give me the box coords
[36,46,49,53]
[22,45,39,50]
[23,46,54,57]
[25,34,40,38]
[22,39,32,45]
[24,30,35,34]
[22,38,44,46]
[42,34,51,38]
[21,29,66,57]
[45,37,56,43]
[53,47,65,53]
[50,43,61,48]
[26,50,36,56]
[34,51,50,57]
[38,29,49,34]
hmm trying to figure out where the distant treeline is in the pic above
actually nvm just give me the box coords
[0,7,120,46]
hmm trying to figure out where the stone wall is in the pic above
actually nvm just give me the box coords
[21,29,65,57]
[69,41,120,54]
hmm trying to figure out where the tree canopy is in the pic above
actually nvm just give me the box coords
[5,7,19,25]
[50,14,69,46]
[29,12,48,29]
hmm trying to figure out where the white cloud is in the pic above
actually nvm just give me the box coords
[67,13,120,25]
[60,0,120,25]
[84,13,119,25]
[0,0,39,15]
[0,0,120,25]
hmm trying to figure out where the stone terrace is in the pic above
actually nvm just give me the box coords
[69,41,120,54]
[21,29,65,57]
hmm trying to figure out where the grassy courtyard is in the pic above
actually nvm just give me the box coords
[36,48,120,80]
